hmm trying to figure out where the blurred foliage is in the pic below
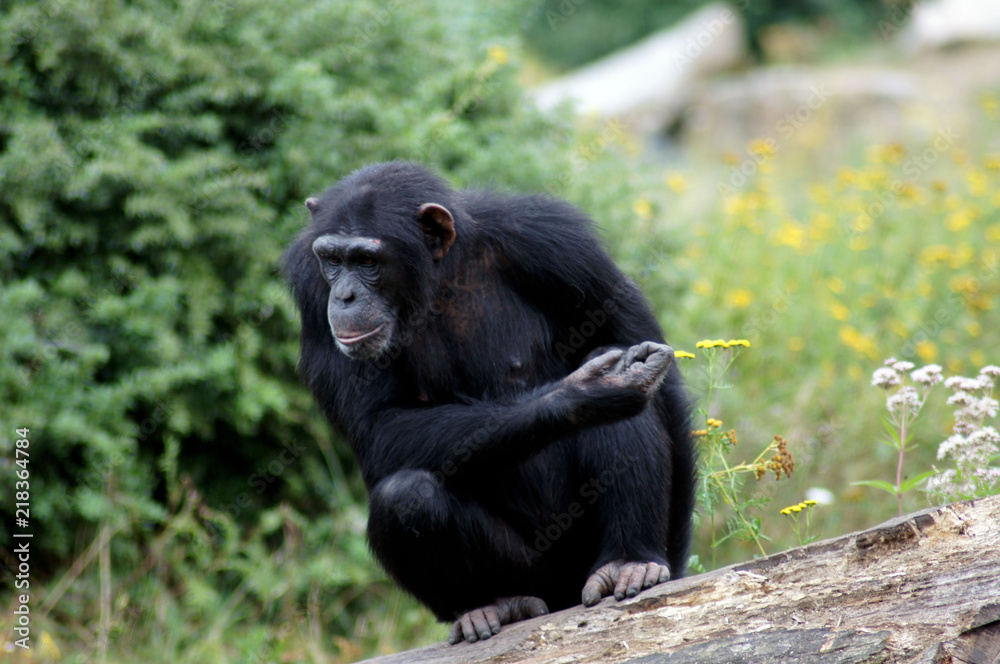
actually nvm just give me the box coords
[0,0,686,660]
[525,0,902,69]
[649,96,1000,564]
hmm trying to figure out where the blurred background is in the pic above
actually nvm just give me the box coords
[1,0,998,661]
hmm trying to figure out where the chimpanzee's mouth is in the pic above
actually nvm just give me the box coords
[335,324,387,346]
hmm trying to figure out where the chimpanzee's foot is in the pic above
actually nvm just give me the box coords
[581,560,671,607]
[448,595,549,644]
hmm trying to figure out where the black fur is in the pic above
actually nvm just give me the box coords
[284,161,696,623]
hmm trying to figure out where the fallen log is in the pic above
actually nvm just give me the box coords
[361,494,1000,664]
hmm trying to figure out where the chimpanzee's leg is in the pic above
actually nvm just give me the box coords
[575,410,674,606]
[367,469,549,642]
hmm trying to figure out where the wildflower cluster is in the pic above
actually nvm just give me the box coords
[927,366,1000,501]
[686,338,795,565]
[858,358,942,516]
[780,499,819,546]
[754,435,795,480]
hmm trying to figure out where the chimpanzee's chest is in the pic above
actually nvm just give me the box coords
[405,279,563,405]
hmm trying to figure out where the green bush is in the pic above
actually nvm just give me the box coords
[0,0,685,659]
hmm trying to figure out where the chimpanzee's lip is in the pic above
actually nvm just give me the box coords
[335,324,387,345]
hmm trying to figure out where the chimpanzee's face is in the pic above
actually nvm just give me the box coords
[311,233,396,360]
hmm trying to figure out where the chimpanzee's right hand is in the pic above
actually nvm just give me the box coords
[561,342,674,425]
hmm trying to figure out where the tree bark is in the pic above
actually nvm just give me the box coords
[361,495,1000,664]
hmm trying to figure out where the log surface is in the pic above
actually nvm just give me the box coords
[362,495,1000,664]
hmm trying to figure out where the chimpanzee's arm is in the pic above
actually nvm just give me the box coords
[358,343,672,487]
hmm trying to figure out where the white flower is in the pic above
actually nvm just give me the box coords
[892,360,915,374]
[945,376,983,392]
[805,487,836,505]
[979,365,1000,379]
[947,392,976,408]
[970,397,1000,421]
[937,434,965,460]
[910,364,943,387]
[887,386,921,418]
[883,357,898,367]
[968,426,1000,450]
[872,367,901,389]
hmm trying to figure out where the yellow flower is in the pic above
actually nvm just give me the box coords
[727,339,751,347]
[827,277,845,294]
[780,507,792,515]
[803,499,818,506]
[665,172,689,194]
[487,45,509,65]
[773,220,806,251]
[950,276,979,295]
[948,358,965,374]
[967,321,982,337]
[748,138,776,158]
[726,289,754,309]
[838,326,880,360]
[633,199,653,220]
[866,143,905,164]
[829,303,850,321]
[966,170,989,196]
[788,337,805,352]
[916,340,938,362]
[707,418,723,428]
[693,279,713,296]
[949,244,974,269]
[675,350,696,359]
[986,225,1000,244]
[981,92,999,118]
[985,154,1000,171]
[849,235,872,251]
[945,209,974,231]
[696,339,731,349]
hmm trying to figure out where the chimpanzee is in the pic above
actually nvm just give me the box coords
[283,162,695,645]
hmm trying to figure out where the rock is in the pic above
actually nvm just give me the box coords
[531,2,746,134]
[898,0,1000,52]
[683,66,927,155]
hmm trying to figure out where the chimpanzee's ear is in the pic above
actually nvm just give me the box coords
[305,197,320,214]
[417,203,456,260]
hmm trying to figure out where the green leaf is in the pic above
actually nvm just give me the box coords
[852,479,898,494]
[900,470,936,493]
